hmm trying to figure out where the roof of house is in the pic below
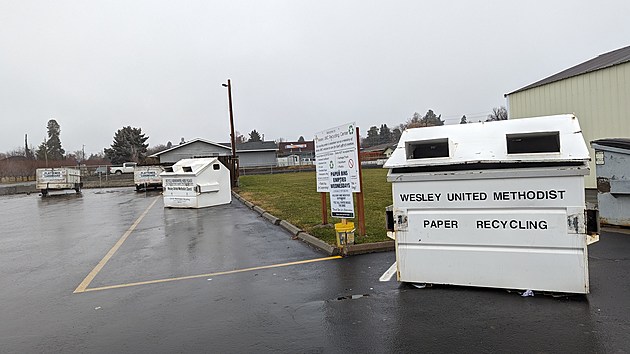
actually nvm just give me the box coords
[218,141,278,152]
[506,45,630,96]
[362,142,397,153]
[149,138,231,157]
[149,138,278,157]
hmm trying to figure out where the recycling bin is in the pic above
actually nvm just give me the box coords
[161,157,231,208]
[384,114,598,294]
[591,138,630,227]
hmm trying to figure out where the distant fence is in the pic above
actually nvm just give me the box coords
[240,164,316,175]
[0,159,112,182]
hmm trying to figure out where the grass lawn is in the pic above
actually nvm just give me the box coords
[236,168,392,245]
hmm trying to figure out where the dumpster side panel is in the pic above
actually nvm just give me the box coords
[134,166,164,189]
[598,193,630,227]
[392,174,589,293]
[36,168,81,190]
[397,246,587,293]
[162,177,198,208]
[397,209,588,293]
[592,143,630,227]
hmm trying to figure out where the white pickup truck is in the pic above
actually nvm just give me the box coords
[109,162,137,175]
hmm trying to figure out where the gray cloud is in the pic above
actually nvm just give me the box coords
[1,0,629,154]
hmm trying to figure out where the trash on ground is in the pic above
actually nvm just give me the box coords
[521,289,535,297]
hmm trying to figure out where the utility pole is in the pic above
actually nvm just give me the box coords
[222,79,239,187]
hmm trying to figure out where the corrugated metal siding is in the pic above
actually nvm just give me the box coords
[238,151,277,167]
[508,62,630,188]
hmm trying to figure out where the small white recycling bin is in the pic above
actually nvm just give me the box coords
[384,114,599,294]
[160,157,231,208]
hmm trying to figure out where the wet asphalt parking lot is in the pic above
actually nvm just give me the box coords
[1,188,629,353]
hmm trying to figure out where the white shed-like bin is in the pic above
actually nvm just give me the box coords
[161,158,231,208]
[384,114,598,294]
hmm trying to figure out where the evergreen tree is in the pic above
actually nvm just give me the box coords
[36,139,47,161]
[35,119,65,160]
[104,126,149,164]
[298,136,305,142]
[392,127,402,143]
[359,126,380,147]
[420,109,444,126]
[248,129,262,142]
[46,119,65,159]
[379,124,392,144]
[460,115,468,124]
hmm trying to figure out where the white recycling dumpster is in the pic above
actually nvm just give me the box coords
[384,114,598,294]
[160,158,231,208]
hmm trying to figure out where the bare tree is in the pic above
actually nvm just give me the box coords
[487,106,508,121]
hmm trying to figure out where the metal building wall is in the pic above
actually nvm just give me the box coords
[507,62,630,188]
[237,151,277,167]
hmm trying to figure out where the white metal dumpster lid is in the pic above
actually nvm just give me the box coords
[160,157,222,176]
[383,114,590,169]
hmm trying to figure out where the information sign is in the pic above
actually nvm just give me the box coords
[329,169,355,218]
[315,122,360,192]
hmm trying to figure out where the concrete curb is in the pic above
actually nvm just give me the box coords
[262,212,281,225]
[252,205,266,215]
[343,241,395,256]
[279,220,302,236]
[0,184,37,196]
[296,232,340,256]
[232,191,393,257]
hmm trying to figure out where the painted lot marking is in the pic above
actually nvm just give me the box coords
[80,256,342,293]
[73,197,160,294]
[73,195,341,294]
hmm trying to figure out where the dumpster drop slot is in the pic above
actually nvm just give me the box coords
[196,182,220,193]
[506,131,560,154]
[406,138,449,159]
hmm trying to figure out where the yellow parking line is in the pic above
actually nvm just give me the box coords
[82,256,342,293]
[73,196,160,294]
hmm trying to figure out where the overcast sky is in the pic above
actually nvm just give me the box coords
[1,0,629,155]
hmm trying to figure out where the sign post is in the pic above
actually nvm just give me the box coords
[354,126,366,236]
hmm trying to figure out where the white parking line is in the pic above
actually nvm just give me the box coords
[379,262,397,282]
